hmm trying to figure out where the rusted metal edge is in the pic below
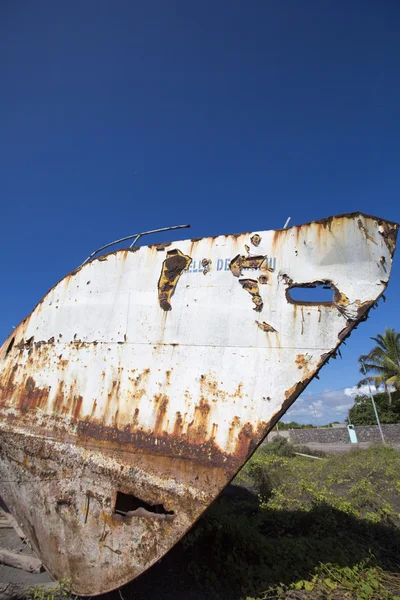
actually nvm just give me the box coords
[164,211,399,244]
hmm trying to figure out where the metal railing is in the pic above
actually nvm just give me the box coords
[80,224,190,267]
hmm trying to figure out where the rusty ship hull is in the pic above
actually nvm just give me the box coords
[0,213,397,595]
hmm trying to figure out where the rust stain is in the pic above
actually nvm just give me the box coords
[0,363,18,406]
[357,218,377,245]
[76,418,235,468]
[104,379,121,424]
[258,274,268,285]
[201,258,211,275]
[72,395,84,421]
[154,394,169,436]
[199,374,246,404]
[187,397,212,444]
[20,376,50,413]
[250,234,261,247]
[255,320,276,333]
[227,416,241,449]
[295,353,312,375]
[173,411,183,437]
[285,380,306,401]
[158,249,192,311]
[239,279,263,312]
[234,422,254,459]
[154,242,171,251]
[53,381,65,414]
[378,220,398,256]
[90,400,97,417]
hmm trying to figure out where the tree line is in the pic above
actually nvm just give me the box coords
[347,328,400,426]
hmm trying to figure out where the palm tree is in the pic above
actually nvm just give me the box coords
[358,328,400,405]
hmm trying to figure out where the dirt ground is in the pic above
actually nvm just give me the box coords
[0,500,53,589]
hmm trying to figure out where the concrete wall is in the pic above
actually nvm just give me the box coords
[268,424,400,445]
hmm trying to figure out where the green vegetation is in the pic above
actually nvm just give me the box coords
[348,390,400,425]
[358,328,400,403]
[28,580,76,600]
[272,421,316,430]
[122,441,400,599]
[273,421,341,430]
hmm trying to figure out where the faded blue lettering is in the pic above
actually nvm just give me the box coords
[183,255,277,274]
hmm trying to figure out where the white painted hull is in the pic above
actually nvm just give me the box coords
[0,213,397,594]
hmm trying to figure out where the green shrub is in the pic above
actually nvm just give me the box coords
[121,445,400,600]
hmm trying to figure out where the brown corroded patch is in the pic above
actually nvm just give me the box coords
[295,353,312,375]
[234,422,254,459]
[0,363,18,406]
[334,290,349,307]
[229,255,265,277]
[250,234,261,247]
[173,411,183,437]
[20,376,50,413]
[239,279,263,312]
[199,374,246,404]
[201,258,211,275]
[158,249,192,311]
[378,220,398,256]
[258,274,268,285]
[154,242,172,251]
[76,418,238,469]
[153,394,169,436]
[255,320,276,333]
[187,397,212,444]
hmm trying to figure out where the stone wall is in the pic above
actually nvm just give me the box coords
[269,424,400,445]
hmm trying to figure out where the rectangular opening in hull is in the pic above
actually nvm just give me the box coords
[287,284,333,304]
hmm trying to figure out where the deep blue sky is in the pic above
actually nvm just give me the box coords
[1,1,399,424]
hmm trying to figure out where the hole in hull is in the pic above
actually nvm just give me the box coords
[287,284,334,305]
[114,491,174,518]
[5,337,15,357]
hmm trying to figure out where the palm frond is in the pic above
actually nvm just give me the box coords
[358,328,400,399]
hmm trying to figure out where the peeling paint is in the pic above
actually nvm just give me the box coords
[378,220,397,255]
[255,321,277,333]
[158,249,192,311]
[229,255,265,277]
[239,279,263,312]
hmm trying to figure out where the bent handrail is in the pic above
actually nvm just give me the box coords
[80,224,190,267]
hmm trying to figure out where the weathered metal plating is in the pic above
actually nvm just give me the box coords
[0,213,397,595]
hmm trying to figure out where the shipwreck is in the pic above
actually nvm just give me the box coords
[0,212,397,595]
